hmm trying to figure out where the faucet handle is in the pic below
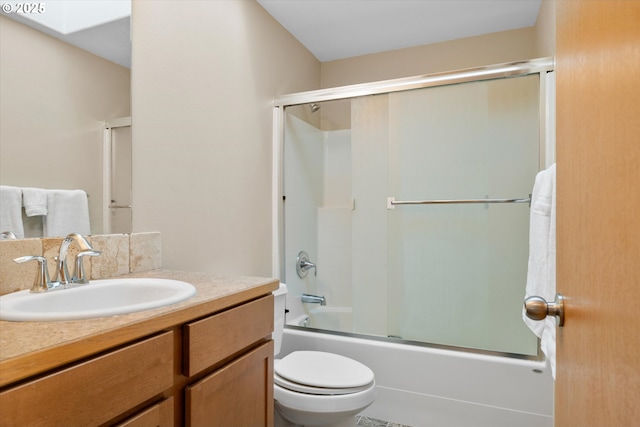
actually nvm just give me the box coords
[14,255,51,293]
[296,251,317,278]
[72,250,102,284]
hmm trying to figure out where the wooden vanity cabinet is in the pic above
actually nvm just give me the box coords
[0,293,275,427]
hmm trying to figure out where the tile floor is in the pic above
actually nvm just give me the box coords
[355,415,412,427]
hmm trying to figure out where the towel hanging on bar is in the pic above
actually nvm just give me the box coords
[386,196,531,209]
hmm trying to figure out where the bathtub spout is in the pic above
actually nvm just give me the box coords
[301,293,326,306]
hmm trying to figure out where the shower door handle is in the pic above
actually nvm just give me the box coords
[524,294,565,326]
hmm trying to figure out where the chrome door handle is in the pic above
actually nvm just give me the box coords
[524,294,565,327]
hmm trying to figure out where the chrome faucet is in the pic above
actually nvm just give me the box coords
[301,293,326,306]
[13,233,101,292]
[54,233,100,285]
[1,231,17,240]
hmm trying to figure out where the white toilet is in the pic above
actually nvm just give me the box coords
[272,284,377,427]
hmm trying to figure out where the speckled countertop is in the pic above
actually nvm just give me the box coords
[0,270,279,387]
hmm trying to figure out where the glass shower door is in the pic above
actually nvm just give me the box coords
[385,75,540,355]
[282,66,549,358]
[109,123,132,234]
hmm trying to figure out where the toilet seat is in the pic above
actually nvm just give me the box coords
[274,351,375,395]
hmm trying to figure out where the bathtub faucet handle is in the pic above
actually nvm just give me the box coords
[296,251,317,278]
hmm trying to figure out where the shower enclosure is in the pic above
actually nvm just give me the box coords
[273,58,555,359]
[103,117,132,235]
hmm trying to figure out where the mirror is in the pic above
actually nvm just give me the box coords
[0,2,131,238]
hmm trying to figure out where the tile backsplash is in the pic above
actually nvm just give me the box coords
[0,232,161,296]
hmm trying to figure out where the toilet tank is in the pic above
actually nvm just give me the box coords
[272,283,288,356]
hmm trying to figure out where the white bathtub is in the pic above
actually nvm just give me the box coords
[280,307,554,427]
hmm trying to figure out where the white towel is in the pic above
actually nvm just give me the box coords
[44,189,91,237]
[22,187,48,216]
[0,185,25,238]
[523,163,557,378]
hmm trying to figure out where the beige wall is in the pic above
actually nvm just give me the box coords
[131,0,320,276]
[0,16,131,235]
[534,0,556,57]
[321,27,538,88]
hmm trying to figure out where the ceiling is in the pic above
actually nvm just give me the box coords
[5,0,541,67]
[257,0,542,62]
[4,2,131,68]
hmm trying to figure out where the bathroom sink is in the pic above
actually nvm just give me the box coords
[0,278,196,321]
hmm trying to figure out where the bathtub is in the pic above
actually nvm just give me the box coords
[280,307,554,427]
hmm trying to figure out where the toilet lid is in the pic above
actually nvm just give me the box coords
[274,372,373,395]
[275,351,374,390]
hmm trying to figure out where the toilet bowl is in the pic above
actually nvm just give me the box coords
[272,284,376,427]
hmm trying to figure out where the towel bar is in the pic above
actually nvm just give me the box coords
[387,196,531,209]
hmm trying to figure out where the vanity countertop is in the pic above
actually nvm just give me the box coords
[0,269,279,387]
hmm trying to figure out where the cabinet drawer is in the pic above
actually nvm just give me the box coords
[184,295,273,377]
[0,331,174,427]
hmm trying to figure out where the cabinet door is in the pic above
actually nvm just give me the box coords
[116,397,174,427]
[185,341,274,427]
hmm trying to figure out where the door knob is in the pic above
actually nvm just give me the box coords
[524,294,565,327]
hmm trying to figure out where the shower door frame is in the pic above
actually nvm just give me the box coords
[272,57,555,359]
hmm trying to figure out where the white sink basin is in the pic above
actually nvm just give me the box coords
[0,278,196,321]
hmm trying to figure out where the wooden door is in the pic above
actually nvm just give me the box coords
[555,1,640,426]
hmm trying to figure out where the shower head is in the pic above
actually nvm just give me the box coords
[310,103,320,113]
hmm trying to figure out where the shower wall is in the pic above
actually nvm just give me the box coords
[283,115,322,303]
[351,96,390,336]
[318,129,352,307]
[284,115,358,315]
